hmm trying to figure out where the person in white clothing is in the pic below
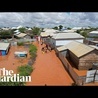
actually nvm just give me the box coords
[38,36,40,44]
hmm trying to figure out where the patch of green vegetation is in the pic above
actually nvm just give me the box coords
[17,42,24,46]
[18,64,33,76]
[29,44,37,59]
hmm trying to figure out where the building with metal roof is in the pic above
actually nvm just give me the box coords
[0,43,10,56]
[52,33,84,39]
[50,33,84,49]
[56,41,98,70]
[57,41,95,58]
[15,33,27,38]
[89,31,98,37]
[62,30,76,33]
[40,29,58,37]
[71,27,82,31]
[14,33,31,39]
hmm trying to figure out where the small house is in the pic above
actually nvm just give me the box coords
[51,33,84,49]
[56,41,98,70]
[14,33,31,39]
[14,51,27,57]
[89,31,98,37]
[0,43,10,56]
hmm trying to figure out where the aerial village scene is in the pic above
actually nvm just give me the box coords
[0,12,98,86]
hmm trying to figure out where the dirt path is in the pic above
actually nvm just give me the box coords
[26,41,74,86]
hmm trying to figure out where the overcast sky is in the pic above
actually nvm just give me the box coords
[0,12,98,28]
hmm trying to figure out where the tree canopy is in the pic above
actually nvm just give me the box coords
[52,26,58,30]
[32,27,40,35]
[59,25,63,31]
[18,27,26,33]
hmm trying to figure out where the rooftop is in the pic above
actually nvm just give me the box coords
[89,31,98,34]
[0,43,10,50]
[15,33,27,38]
[57,41,95,58]
[52,33,84,39]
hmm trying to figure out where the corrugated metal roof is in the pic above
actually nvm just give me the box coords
[62,30,76,33]
[14,51,27,55]
[57,45,67,51]
[52,33,84,39]
[14,32,21,35]
[15,33,27,38]
[40,32,49,37]
[89,31,98,34]
[89,45,98,50]
[43,28,58,32]
[0,43,10,50]
[72,27,82,30]
[40,31,58,37]
[57,41,95,58]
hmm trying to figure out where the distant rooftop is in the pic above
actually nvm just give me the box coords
[52,33,84,39]
[89,31,98,34]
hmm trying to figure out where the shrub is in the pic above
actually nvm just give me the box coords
[17,42,24,46]
[18,64,33,76]
[29,44,37,60]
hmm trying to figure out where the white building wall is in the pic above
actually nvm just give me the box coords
[56,39,83,46]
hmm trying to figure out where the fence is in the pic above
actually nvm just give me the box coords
[58,53,87,85]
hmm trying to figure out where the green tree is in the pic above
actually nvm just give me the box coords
[0,30,12,38]
[76,30,81,34]
[18,27,26,33]
[59,25,63,31]
[41,28,44,32]
[81,31,88,38]
[52,26,58,30]
[32,27,40,35]
[67,27,71,30]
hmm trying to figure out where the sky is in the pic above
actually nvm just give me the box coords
[0,12,98,28]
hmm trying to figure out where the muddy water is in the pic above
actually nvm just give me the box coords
[26,42,74,86]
